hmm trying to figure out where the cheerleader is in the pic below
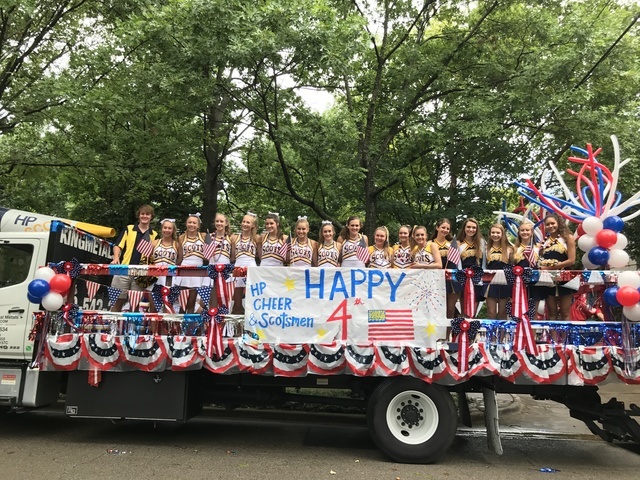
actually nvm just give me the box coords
[537,214,576,320]
[430,218,457,318]
[411,226,442,269]
[209,213,233,265]
[392,225,414,269]
[290,216,317,267]
[368,226,393,268]
[338,216,368,268]
[261,212,288,266]
[230,212,261,314]
[207,213,234,308]
[483,224,512,320]
[147,218,182,316]
[454,218,486,317]
[175,213,207,313]
[316,221,341,267]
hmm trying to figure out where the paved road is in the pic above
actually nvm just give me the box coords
[1,390,639,480]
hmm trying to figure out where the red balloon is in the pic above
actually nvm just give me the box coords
[49,273,71,294]
[616,286,640,307]
[595,229,618,249]
[577,224,585,236]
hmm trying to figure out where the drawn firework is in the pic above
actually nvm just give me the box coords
[405,274,444,312]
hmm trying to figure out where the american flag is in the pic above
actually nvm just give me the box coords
[128,290,144,311]
[523,245,536,266]
[356,239,370,264]
[278,236,291,260]
[367,309,415,341]
[203,240,219,260]
[136,237,154,258]
[446,240,461,267]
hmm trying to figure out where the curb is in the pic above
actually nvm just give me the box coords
[466,393,523,418]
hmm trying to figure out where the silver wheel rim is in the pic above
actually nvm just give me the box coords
[385,389,439,445]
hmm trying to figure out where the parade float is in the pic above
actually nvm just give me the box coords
[0,137,639,464]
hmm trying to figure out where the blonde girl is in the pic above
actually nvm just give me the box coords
[392,225,414,269]
[175,213,207,313]
[368,226,393,268]
[430,218,457,318]
[483,224,512,319]
[452,218,486,316]
[230,212,261,314]
[411,226,442,269]
[338,216,368,267]
[261,212,289,266]
[317,221,341,267]
[290,216,317,267]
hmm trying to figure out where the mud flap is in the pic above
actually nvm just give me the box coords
[483,387,503,455]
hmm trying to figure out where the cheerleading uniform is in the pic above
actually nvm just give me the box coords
[538,236,572,297]
[151,240,179,286]
[174,234,206,288]
[512,244,544,301]
[484,246,511,299]
[317,242,340,267]
[341,235,366,268]
[368,246,392,268]
[392,244,413,269]
[261,236,286,266]
[210,235,232,265]
[290,239,314,267]
[434,238,458,294]
[234,234,258,288]
[412,243,436,267]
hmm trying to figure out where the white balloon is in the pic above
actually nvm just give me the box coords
[622,304,640,322]
[34,267,56,282]
[41,292,64,311]
[581,253,599,270]
[608,249,630,269]
[612,233,628,250]
[582,216,604,236]
[577,234,597,252]
[617,271,640,289]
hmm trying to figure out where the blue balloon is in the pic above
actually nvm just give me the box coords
[603,286,621,307]
[27,292,41,304]
[588,247,610,266]
[27,279,50,299]
[603,215,624,233]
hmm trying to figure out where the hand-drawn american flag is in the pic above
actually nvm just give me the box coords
[367,309,414,341]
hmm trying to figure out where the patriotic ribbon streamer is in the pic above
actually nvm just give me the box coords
[201,306,229,359]
[451,317,480,373]
[207,263,235,308]
[50,258,82,279]
[58,303,79,331]
[151,285,180,313]
[503,265,533,320]
[454,266,483,318]
[29,312,46,341]
[506,299,538,354]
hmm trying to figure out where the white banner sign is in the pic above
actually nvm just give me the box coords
[245,267,447,346]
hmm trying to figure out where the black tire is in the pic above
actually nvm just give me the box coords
[367,377,457,464]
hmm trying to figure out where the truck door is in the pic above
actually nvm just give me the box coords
[0,239,42,360]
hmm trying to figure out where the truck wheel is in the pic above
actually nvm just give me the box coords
[367,377,456,464]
